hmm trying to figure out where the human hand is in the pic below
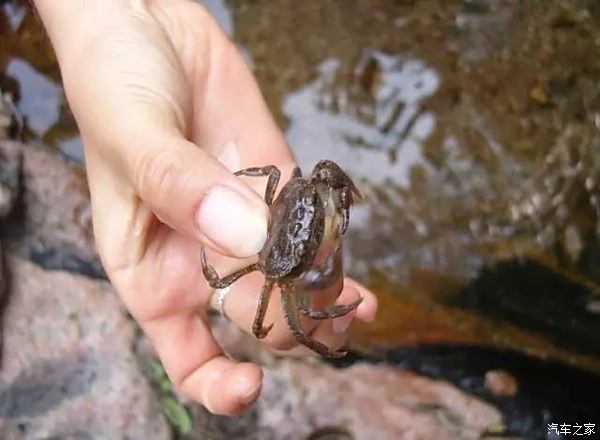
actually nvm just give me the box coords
[34,0,377,415]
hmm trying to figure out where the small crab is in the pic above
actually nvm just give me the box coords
[200,160,363,357]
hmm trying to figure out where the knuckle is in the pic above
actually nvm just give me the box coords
[134,148,181,203]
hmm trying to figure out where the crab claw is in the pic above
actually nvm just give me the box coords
[253,322,274,339]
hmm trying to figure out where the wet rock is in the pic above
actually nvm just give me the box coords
[186,319,504,440]
[257,360,502,440]
[0,95,12,139]
[5,143,104,278]
[460,259,600,357]
[0,140,23,219]
[0,88,21,141]
[484,370,518,397]
[185,359,504,440]
[0,257,170,440]
[0,242,6,364]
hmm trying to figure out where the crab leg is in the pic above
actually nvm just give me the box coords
[296,245,343,291]
[252,279,275,339]
[280,282,346,358]
[311,160,362,234]
[234,166,281,205]
[200,248,260,289]
[336,186,354,234]
[299,296,363,320]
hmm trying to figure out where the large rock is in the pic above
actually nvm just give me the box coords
[186,320,504,440]
[0,88,19,142]
[258,360,502,440]
[0,141,23,220]
[0,257,170,440]
[1,142,104,278]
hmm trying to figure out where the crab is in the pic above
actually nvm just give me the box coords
[200,160,363,357]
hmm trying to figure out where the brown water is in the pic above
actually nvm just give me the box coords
[1,0,599,371]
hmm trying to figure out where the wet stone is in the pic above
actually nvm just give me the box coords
[0,140,23,219]
[459,259,600,356]
[0,88,20,141]
[187,319,506,440]
[256,360,502,440]
[0,257,170,440]
[2,143,104,278]
[484,370,519,397]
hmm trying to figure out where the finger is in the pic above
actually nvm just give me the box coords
[55,5,270,259]
[331,283,362,334]
[269,286,362,358]
[150,2,296,184]
[130,133,273,258]
[142,312,262,415]
[111,229,263,415]
[181,6,295,170]
[211,275,337,352]
[344,277,378,322]
[212,270,364,353]
[271,320,351,359]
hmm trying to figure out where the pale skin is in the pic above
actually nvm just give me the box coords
[33,0,378,415]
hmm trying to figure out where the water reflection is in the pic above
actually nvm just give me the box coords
[284,51,480,282]
[284,44,600,289]
[286,51,439,188]
[1,1,26,31]
[1,0,81,162]
[5,58,61,136]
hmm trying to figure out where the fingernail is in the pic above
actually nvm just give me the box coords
[332,314,354,334]
[360,303,377,322]
[197,185,268,257]
[236,375,262,405]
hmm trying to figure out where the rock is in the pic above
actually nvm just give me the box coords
[6,143,104,278]
[0,88,20,141]
[185,319,504,440]
[256,360,503,440]
[185,357,504,440]
[484,370,518,397]
[0,141,23,219]
[0,257,170,440]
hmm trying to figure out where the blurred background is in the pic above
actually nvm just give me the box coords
[0,0,599,439]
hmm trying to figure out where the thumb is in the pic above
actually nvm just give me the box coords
[127,133,269,258]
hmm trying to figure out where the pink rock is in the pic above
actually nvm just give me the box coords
[256,360,503,440]
[0,140,23,219]
[8,143,103,277]
[199,319,506,440]
[484,369,519,397]
[0,257,170,439]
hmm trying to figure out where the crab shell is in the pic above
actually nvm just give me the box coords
[258,176,345,284]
